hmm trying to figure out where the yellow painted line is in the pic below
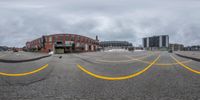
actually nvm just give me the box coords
[0,64,48,76]
[171,55,200,74]
[77,55,160,80]
[95,51,156,63]
[126,55,192,66]
[155,60,192,66]
[95,54,154,63]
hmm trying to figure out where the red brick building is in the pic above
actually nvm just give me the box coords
[26,33,99,53]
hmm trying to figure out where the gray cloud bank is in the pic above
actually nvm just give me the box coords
[0,0,200,47]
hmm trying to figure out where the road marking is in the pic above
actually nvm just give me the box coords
[95,54,154,63]
[0,64,48,76]
[171,55,200,74]
[77,55,160,81]
[125,55,192,66]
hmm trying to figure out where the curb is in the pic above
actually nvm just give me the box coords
[0,55,51,63]
[175,53,200,62]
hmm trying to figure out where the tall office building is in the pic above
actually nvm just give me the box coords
[143,35,169,50]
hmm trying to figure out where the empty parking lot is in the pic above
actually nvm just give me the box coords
[0,51,199,100]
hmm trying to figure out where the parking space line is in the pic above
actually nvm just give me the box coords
[77,55,160,81]
[95,53,154,63]
[126,55,192,66]
[171,55,200,74]
[0,64,48,77]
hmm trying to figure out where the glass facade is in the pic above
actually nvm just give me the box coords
[143,38,147,47]
[149,36,159,47]
[162,36,166,47]
[143,35,169,49]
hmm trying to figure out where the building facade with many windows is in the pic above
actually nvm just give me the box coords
[26,33,99,53]
[100,41,133,48]
[169,43,184,51]
[99,41,133,51]
[143,35,169,50]
[183,45,200,51]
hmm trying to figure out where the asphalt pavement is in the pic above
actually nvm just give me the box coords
[0,51,199,100]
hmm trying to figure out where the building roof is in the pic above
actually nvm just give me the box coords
[143,35,169,39]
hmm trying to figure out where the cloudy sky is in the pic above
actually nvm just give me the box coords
[0,0,200,47]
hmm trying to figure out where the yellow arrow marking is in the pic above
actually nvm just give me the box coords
[171,55,200,74]
[77,55,160,80]
[0,64,48,76]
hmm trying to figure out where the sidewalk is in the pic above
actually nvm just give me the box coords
[175,51,200,61]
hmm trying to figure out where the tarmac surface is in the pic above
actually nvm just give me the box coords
[0,51,199,100]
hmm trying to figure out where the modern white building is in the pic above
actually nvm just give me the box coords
[143,35,169,50]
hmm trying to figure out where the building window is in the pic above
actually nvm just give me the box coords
[149,36,159,47]
[66,35,69,41]
[80,37,82,42]
[49,36,52,42]
[82,38,85,42]
[45,37,48,42]
[143,38,147,47]
[162,36,166,47]
[59,36,63,41]
[54,36,58,42]
[77,36,81,42]
[71,35,75,41]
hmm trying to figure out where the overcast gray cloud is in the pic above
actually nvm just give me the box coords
[0,0,200,47]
